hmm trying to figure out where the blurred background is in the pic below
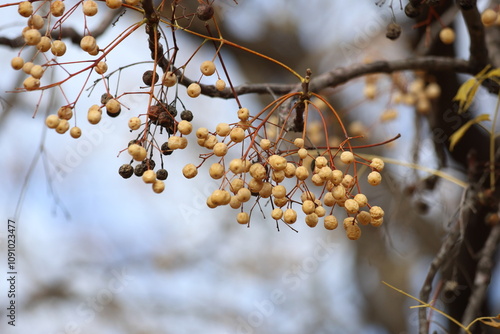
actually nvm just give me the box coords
[0,1,499,333]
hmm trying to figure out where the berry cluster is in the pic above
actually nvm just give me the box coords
[6,1,390,237]
[177,94,387,239]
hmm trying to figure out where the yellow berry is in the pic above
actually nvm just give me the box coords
[283,209,297,224]
[70,126,82,139]
[305,213,319,228]
[342,174,354,189]
[302,200,316,214]
[315,156,328,168]
[248,178,264,193]
[300,191,316,202]
[257,182,271,198]
[363,84,377,99]
[346,223,361,240]
[24,29,41,46]
[196,127,209,139]
[203,135,217,149]
[315,206,326,217]
[249,163,267,180]
[324,215,338,230]
[236,187,251,203]
[272,185,287,199]
[340,151,354,164]
[294,137,305,148]
[439,27,455,44]
[22,61,33,74]
[178,120,192,135]
[211,190,231,206]
[271,208,283,220]
[482,9,498,27]
[80,35,97,52]
[28,15,44,30]
[367,171,382,186]
[237,107,250,121]
[332,170,343,185]
[216,123,231,136]
[229,158,245,174]
[371,217,384,227]
[87,109,102,124]
[83,0,98,16]
[37,36,52,52]
[23,76,40,91]
[30,65,44,79]
[268,155,287,171]
[106,0,122,9]
[236,212,250,225]
[298,148,308,159]
[11,57,24,70]
[230,178,244,194]
[18,2,33,17]
[209,163,225,179]
[128,117,141,130]
[50,1,65,17]
[168,136,182,150]
[142,170,156,184]
[182,163,198,179]
[152,180,165,194]
[213,142,228,157]
[370,158,385,171]
[215,79,226,91]
[162,71,177,87]
[354,193,368,207]
[106,99,121,115]
[357,211,371,225]
[295,166,309,181]
[55,119,69,134]
[260,138,271,150]
[332,185,346,201]
[187,83,201,97]
[425,83,441,99]
[369,206,384,219]
[344,199,360,214]
[51,40,67,56]
[229,127,245,143]
[45,115,60,129]
[57,106,73,120]
[200,60,216,76]
[95,61,108,74]
[229,196,241,209]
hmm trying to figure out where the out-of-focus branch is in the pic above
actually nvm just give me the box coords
[458,2,489,70]
[183,56,476,99]
[461,223,500,328]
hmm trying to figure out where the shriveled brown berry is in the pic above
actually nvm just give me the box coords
[196,3,214,21]
[142,70,159,86]
[386,23,402,40]
[119,164,134,179]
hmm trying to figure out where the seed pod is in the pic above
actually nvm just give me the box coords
[119,164,134,179]
[386,23,402,40]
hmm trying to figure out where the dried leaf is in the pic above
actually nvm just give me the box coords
[449,114,490,151]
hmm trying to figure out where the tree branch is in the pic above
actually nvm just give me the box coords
[461,223,500,328]
[459,3,489,70]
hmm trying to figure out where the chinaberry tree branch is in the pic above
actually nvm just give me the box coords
[460,223,500,328]
[458,1,489,70]
[0,8,123,48]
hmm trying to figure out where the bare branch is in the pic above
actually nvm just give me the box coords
[461,223,500,328]
[459,3,489,70]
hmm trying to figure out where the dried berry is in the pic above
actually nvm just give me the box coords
[134,164,146,177]
[156,169,168,180]
[119,164,134,179]
[404,3,421,18]
[161,142,173,155]
[196,4,214,21]
[142,70,159,86]
[142,158,156,170]
[180,110,193,121]
[386,23,402,40]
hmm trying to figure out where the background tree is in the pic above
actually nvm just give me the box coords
[0,1,499,333]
